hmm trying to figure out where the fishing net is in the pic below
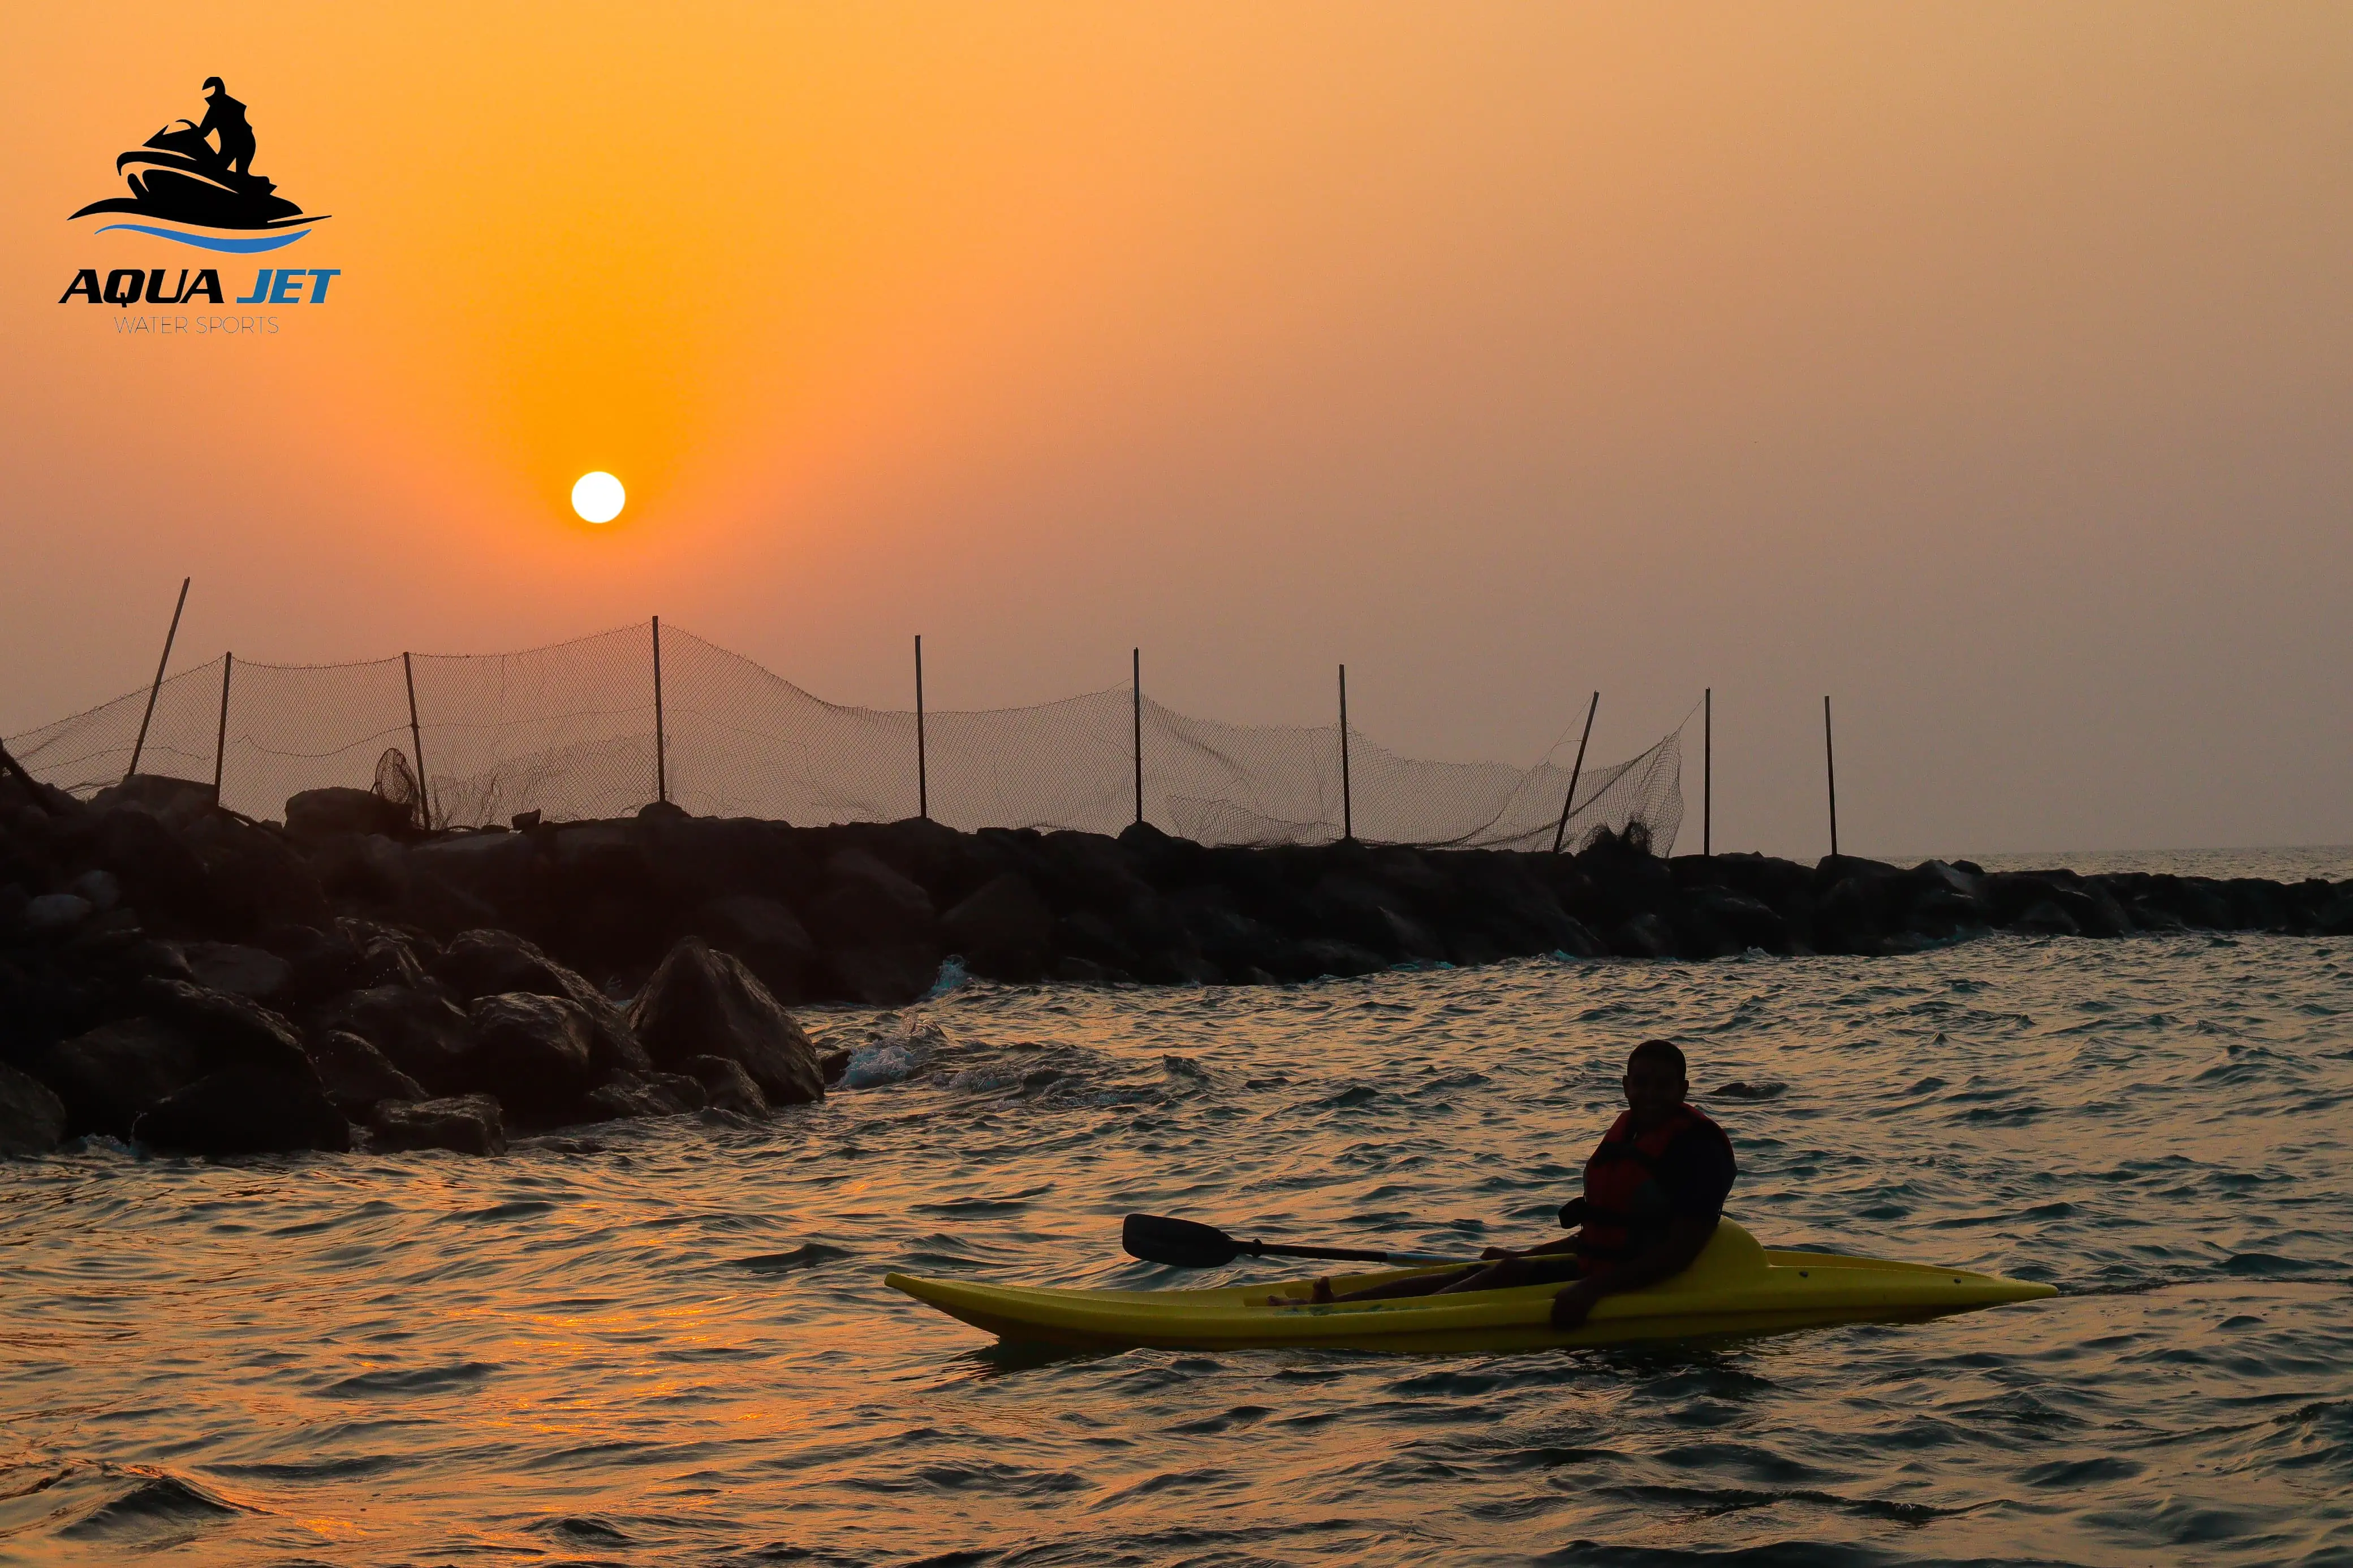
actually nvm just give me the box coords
[7,621,1684,853]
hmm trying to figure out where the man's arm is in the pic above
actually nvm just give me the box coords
[1548,1213,1717,1329]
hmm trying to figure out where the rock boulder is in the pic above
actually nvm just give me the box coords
[136,978,310,1077]
[581,1073,706,1121]
[628,938,825,1106]
[809,850,941,1004]
[132,1066,350,1155]
[176,941,293,1003]
[466,992,604,1122]
[941,873,1055,981]
[307,1030,428,1118]
[373,1094,506,1156]
[433,928,648,1076]
[680,1055,769,1116]
[691,894,817,1004]
[316,983,476,1095]
[0,1062,68,1155]
[286,787,414,843]
[40,1018,204,1137]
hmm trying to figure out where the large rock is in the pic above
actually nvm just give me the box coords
[1812,858,1906,953]
[24,893,91,934]
[627,938,825,1105]
[466,992,602,1122]
[310,833,410,906]
[0,1062,68,1155]
[307,1030,428,1118]
[1990,875,2129,938]
[181,813,330,933]
[1888,861,1989,940]
[433,928,648,1076]
[2316,891,2353,937]
[581,1073,707,1121]
[85,805,214,930]
[1309,875,1447,964]
[285,787,414,843]
[1054,908,1140,973]
[680,1054,769,1116]
[1173,891,1287,978]
[273,918,434,1008]
[373,1094,506,1156]
[691,895,818,1003]
[90,774,216,818]
[809,849,942,1004]
[175,941,293,1003]
[133,1066,350,1155]
[641,814,822,910]
[1610,912,1680,960]
[40,1018,204,1137]
[136,978,311,1077]
[316,983,476,1095]
[1684,888,1789,955]
[435,926,587,1000]
[2014,900,2082,936]
[1450,852,1597,957]
[1286,938,1389,979]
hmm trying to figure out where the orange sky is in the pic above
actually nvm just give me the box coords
[5,3,2351,857]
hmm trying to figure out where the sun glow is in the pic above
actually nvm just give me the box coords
[571,472,625,524]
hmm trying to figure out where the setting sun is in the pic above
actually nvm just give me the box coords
[571,471,624,524]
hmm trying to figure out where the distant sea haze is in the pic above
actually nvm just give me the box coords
[1915,846,2353,884]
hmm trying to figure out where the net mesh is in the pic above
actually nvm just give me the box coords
[7,622,1684,852]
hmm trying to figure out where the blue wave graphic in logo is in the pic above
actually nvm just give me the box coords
[93,222,310,253]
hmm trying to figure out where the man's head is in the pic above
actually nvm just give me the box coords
[1622,1039,1688,1126]
[202,77,226,98]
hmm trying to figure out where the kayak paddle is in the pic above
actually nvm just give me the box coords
[1122,1213,1471,1270]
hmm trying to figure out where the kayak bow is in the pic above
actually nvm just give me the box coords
[885,1219,2055,1353]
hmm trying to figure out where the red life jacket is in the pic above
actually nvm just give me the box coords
[1577,1102,1734,1265]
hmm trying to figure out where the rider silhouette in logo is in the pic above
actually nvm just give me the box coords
[68,77,324,232]
[197,77,257,180]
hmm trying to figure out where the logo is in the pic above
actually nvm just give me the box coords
[61,76,339,326]
[68,76,327,254]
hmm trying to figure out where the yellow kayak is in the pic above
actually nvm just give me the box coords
[885,1220,2056,1354]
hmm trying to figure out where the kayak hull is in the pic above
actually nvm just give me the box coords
[885,1220,2056,1354]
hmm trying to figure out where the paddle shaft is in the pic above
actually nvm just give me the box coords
[1121,1212,1469,1269]
[1246,1240,1468,1267]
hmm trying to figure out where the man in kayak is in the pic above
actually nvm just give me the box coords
[1290,1039,1736,1329]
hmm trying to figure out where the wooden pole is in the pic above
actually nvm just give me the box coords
[212,652,234,799]
[1824,694,1839,858]
[1550,691,1600,854]
[652,616,668,805]
[125,576,191,783]
[402,652,429,830]
[915,634,928,821]
[1132,647,1143,828]
[1338,663,1352,843]
[1703,688,1712,857]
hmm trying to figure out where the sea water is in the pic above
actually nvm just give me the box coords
[3,851,2350,1566]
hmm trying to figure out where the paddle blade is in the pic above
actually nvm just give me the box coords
[1123,1213,1243,1268]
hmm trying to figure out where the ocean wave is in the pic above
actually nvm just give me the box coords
[3,931,2350,1564]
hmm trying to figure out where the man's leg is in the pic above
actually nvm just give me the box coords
[1436,1254,1580,1294]
[1308,1265,1483,1304]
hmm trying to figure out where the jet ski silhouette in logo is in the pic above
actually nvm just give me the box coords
[70,78,328,252]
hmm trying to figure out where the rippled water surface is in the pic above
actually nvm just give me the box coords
[6,859,2351,1565]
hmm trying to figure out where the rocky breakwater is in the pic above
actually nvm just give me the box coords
[5,747,2350,1160]
[0,764,825,1160]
